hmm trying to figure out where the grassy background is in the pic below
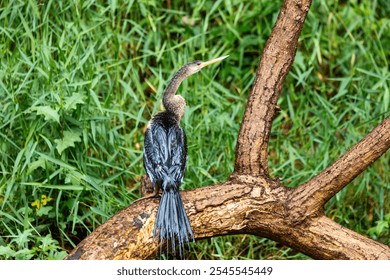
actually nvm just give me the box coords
[0,0,389,260]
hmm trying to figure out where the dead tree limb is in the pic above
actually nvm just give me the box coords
[235,0,311,177]
[66,0,390,260]
[290,117,390,218]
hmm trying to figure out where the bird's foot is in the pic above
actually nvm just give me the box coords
[136,190,161,202]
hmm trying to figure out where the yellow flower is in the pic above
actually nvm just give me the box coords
[31,200,41,210]
[41,195,53,206]
[31,195,54,210]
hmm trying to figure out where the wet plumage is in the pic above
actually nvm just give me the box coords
[143,55,228,258]
[144,112,192,257]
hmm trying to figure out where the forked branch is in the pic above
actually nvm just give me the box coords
[67,176,390,259]
[66,0,390,260]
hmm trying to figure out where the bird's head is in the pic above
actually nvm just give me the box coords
[163,55,228,120]
[181,55,229,77]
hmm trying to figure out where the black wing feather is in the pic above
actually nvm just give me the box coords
[143,112,187,191]
[143,111,193,258]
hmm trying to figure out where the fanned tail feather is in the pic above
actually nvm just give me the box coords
[153,189,194,258]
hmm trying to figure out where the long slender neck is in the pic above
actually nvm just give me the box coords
[162,66,189,118]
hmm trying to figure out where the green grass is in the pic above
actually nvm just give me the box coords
[0,0,389,260]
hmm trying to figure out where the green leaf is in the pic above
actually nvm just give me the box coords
[14,248,34,260]
[64,92,85,111]
[54,251,68,260]
[39,234,57,249]
[36,206,53,217]
[55,130,82,155]
[14,229,34,247]
[375,221,389,235]
[33,106,60,123]
[27,156,46,175]
[0,246,16,258]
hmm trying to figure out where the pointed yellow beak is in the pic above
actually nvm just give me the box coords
[200,55,229,68]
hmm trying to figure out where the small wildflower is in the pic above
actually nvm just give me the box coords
[41,195,53,206]
[31,195,54,211]
[31,200,41,210]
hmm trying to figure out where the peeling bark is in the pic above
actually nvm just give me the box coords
[66,0,390,260]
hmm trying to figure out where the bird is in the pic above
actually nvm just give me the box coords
[143,55,228,258]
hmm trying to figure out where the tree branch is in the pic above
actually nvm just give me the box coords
[66,176,390,259]
[275,215,390,260]
[65,0,390,260]
[234,0,312,176]
[290,116,390,217]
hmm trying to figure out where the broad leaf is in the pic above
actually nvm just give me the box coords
[27,156,46,175]
[64,92,85,111]
[55,130,81,154]
[33,106,60,123]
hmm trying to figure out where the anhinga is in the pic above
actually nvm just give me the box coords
[143,55,228,258]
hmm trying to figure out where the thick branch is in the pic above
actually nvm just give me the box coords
[66,176,390,260]
[65,0,390,261]
[235,0,312,176]
[290,116,390,217]
[273,215,390,260]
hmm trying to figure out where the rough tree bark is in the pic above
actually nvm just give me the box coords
[66,0,390,260]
